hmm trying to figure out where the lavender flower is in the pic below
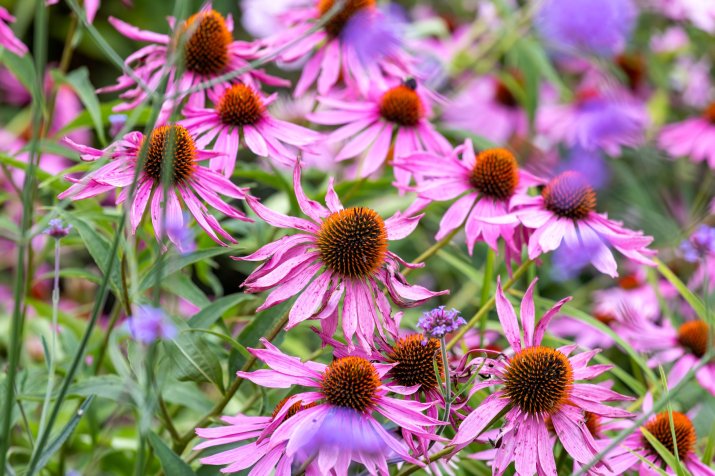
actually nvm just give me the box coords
[125,306,177,344]
[418,306,466,339]
[536,0,637,56]
[680,225,715,262]
[343,4,406,67]
[44,218,72,239]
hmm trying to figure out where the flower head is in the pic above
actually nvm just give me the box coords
[452,278,634,474]
[44,219,72,239]
[418,306,466,340]
[125,306,176,344]
[680,225,715,262]
[58,124,251,250]
[239,164,447,350]
[308,78,451,187]
[100,5,288,119]
[198,338,441,473]
[659,105,715,169]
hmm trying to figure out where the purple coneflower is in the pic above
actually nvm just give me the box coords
[202,338,441,474]
[100,5,287,116]
[58,124,251,251]
[496,170,656,277]
[396,140,539,259]
[452,278,634,475]
[239,164,447,350]
[659,106,715,169]
[308,78,451,187]
[180,83,320,176]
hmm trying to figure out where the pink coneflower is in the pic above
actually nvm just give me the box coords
[501,170,656,277]
[195,397,322,474]
[658,105,715,169]
[538,86,647,155]
[58,124,251,250]
[396,140,539,258]
[180,83,320,176]
[0,6,27,57]
[100,5,287,116]
[308,79,451,187]
[442,76,529,144]
[263,0,410,96]
[607,407,715,475]
[452,278,634,475]
[618,305,714,396]
[211,338,440,474]
[239,164,447,350]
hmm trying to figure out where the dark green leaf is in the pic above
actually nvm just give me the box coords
[138,247,238,294]
[188,293,255,329]
[52,67,107,145]
[148,432,197,476]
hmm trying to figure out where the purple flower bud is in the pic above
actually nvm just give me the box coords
[680,225,715,262]
[45,218,72,239]
[418,306,466,339]
[125,306,177,344]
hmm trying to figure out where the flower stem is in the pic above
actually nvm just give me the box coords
[403,226,462,277]
[37,239,62,440]
[478,247,496,348]
[439,336,452,433]
[395,445,455,476]
[446,259,532,351]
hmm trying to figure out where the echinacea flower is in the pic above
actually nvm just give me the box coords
[442,76,529,144]
[226,338,441,474]
[502,170,656,277]
[0,6,28,56]
[263,0,411,96]
[536,0,637,57]
[659,105,715,169]
[195,397,322,474]
[125,306,176,344]
[452,279,634,475]
[607,407,715,475]
[239,164,447,350]
[308,78,451,187]
[538,87,647,155]
[180,83,320,176]
[100,5,287,117]
[396,141,539,258]
[618,305,714,396]
[58,124,251,250]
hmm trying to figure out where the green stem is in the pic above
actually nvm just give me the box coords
[403,226,462,277]
[478,247,496,348]
[446,259,532,351]
[439,336,451,433]
[0,0,48,469]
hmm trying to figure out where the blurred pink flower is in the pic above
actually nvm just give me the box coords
[659,106,715,169]
[0,6,27,56]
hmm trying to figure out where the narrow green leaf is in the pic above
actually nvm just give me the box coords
[0,50,37,93]
[641,427,690,476]
[187,293,255,329]
[147,432,197,476]
[654,258,706,320]
[34,396,95,471]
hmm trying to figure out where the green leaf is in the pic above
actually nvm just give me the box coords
[34,396,95,472]
[640,427,690,476]
[229,302,289,375]
[59,211,124,307]
[188,293,255,329]
[148,432,197,476]
[52,67,107,145]
[138,247,237,294]
[164,321,225,393]
[162,273,210,308]
[68,375,135,401]
[654,258,707,320]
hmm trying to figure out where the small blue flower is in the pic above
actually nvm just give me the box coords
[125,306,177,344]
[418,306,466,339]
[680,225,715,262]
[44,218,72,239]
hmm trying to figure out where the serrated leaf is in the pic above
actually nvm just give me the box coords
[188,293,255,329]
[52,67,107,145]
[148,432,197,476]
